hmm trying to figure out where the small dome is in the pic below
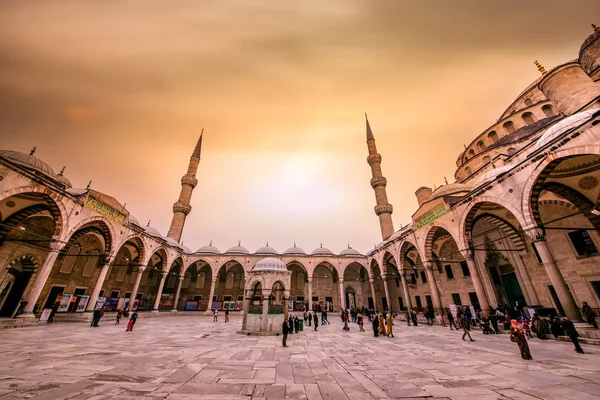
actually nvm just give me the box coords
[226,244,250,254]
[283,245,306,255]
[0,150,59,181]
[144,225,163,237]
[475,165,514,185]
[164,237,179,247]
[252,257,287,272]
[128,214,141,227]
[533,108,599,151]
[56,175,72,188]
[311,246,333,256]
[66,187,88,196]
[255,244,278,255]
[431,183,472,199]
[196,244,220,254]
[339,247,361,256]
[181,245,192,253]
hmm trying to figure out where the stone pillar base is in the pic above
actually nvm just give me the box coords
[16,312,36,319]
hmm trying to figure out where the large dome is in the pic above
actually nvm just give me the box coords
[226,244,250,254]
[255,244,278,255]
[283,245,306,255]
[252,257,287,272]
[533,108,599,151]
[311,245,333,256]
[0,150,59,181]
[339,246,361,256]
[196,244,220,254]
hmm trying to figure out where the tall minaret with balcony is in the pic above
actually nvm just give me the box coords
[365,114,395,240]
[167,131,203,242]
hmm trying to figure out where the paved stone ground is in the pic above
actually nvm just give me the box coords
[0,315,599,400]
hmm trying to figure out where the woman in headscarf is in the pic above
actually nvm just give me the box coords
[510,319,532,360]
[386,313,394,338]
[532,313,549,340]
[372,315,379,337]
[378,314,387,336]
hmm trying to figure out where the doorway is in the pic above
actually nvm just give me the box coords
[345,287,356,309]
[487,255,526,307]
[0,266,33,317]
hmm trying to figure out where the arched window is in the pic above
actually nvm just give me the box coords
[524,98,533,106]
[522,112,535,125]
[507,148,516,156]
[465,167,472,176]
[296,272,305,290]
[488,131,499,143]
[226,272,234,289]
[463,156,468,163]
[468,149,475,157]
[182,271,191,289]
[196,271,206,289]
[81,250,99,277]
[60,245,80,274]
[503,121,515,134]
[542,104,555,118]
[477,140,486,151]
[167,274,176,288]
[483,156,491,164]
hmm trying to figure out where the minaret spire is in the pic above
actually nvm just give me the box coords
[365,114,395,240]
[167,131,203,242]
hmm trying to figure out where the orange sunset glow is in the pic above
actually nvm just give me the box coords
[1,0,598,254]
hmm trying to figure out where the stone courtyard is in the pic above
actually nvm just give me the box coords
[0,316,599,400]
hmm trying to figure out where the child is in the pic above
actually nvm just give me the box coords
[521,318,533,339]
[213,309,218,322]
[115,308,122,325]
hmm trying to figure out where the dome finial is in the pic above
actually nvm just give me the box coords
[238,240,241,246]
[29,146,36,156]
[266,241,269,247]
[293,241,296,247]
[209,240,212,246]
[593,23,599,32]
[444,176,448,185]
[347,243,351,249]
[534,60,547,75]
[85,180,92,190]
[59,166,65,176]
[320,242,323,248]
[147,220,151,227]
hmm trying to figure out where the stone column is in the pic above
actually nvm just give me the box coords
[261,294,270,332]
[338,279,345,311]
[21,243,61,316]
[206,277,217,312]
[369,278,377,309]
[283,290,290,320]
[533,238,580,320]
[382,274,391,312]
[85,255,114,312]
[461,251,491,316]
[424,262,444,317]
[307,279,313,311]
[152,272,168,311]
[129,267,145,310]
[399,268,412,310]
[242,289,251,330]
[172,275,184,311]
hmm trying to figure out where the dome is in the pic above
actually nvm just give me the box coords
[181,245,192,253]
[339,246,361,256]
[0,150,59,181]
[128,214,141,227]
[226,244,250,254]
[533,108,599,151]
[252,257,287,272]
[431,183,473,199]
[475,165,514,185]
[283,245,306,255]
[164,237,180,247]
[56,174,72,188]
[311,245,333,256]
[255,244,278,255]
[144,225,163,237]
[196,244,220,254]
[66,187,88,196]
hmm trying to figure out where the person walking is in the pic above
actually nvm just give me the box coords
[509,319,532,360]
[386,313,394,338]
[405,309,412,326]
[307,311,312,327]
[411,309,418,326]
[372,315,379,337]
[582,302,598,329]
[532,313,549,340]
[13,298,28,318]
[213,309,218,322]
[115,308,122,325]
[313,312,318,331]
[288,315,294,335]
[521,319,533,339]
[294,315,300,333]
[126,311,139,332]
[378,314,386,336]
[91,309,99,327]
[357,312,365,332]
[447,310,457,330]
[342,311,350,331]
[460,314,474,342]
[561,317,584,354]
[282,320,289,347]
[489,310,499,334]
[224,308,229,323]
[426,304,435,326]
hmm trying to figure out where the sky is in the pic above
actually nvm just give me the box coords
[1,0,598,255]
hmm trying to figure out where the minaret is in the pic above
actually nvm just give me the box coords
[167,130,203,242]
[365,114,395,240]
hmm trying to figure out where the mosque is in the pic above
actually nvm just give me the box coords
[0,26,599,327]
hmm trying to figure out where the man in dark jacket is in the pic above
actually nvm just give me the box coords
[582,302,598,329]
[288,315,294,335]
[313,312,318,331]
[282,320,289,347]
[561,317,584,354]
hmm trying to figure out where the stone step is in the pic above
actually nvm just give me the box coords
[0,317,39,329]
